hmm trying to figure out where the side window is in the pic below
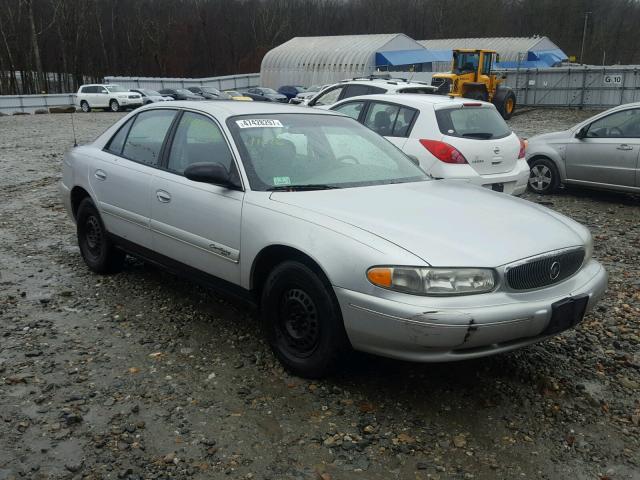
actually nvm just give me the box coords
[368,86,386,94]
[342,84,370,99]
[105,117,135,155]
[482,54,493,76]
[312,87,343,106]
[168,112,234,174]
[363,102,401,136]
[587,109,640,138]
[98,86,108,94]
[85,86,97,93]
[122,109,177,166]
[393,107,417,137]
[332,101,365,120]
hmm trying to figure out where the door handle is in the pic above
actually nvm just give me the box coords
[156,190,171,203]
[617,144,633,151]
[94,169,107,181]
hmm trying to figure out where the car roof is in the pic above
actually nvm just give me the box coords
[139,101,342,119]
[332,93,494,110]
[337,78,435,90]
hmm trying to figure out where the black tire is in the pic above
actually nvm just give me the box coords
[80,101,91,113]
[261,261,350,378]
[76,198,125,273]
[494,88,516,120]
[109,100,120,112]
[465,90,488,101]
[528,157,560,194]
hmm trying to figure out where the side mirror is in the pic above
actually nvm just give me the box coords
[576,125,589,139]
[184,162,239,189]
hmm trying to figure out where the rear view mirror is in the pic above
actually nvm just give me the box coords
[576,125,589,139]
[184,162,239,189]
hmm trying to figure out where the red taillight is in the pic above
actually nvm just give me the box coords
[518,138,527,159]
[419,139,468,164]
[462,102,482,107]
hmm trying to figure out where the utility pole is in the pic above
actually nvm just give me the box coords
[579,11,591,64]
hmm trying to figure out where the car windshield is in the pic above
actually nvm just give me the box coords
[226,91,241,96]
[454,52,480,74]
[227,114,428,191]
[202,87,222,95]
[435,106,511,139]
[306,85,321,92]
[260,88,278,94]
[105,85,127,93]
[142,89,161,96]
[177,89,193,95]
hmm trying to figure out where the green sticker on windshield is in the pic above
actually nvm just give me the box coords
[273,176,291,186]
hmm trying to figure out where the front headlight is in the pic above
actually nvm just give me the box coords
[367,266,496,296]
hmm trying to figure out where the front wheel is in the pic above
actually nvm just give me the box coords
[80,101,91,113]
[76,198,125,273]
[261,261,350,378]
[528,158,560,194]
[109,100,120,112]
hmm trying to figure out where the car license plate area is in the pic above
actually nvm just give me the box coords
[543,296,589,335]
[491,183,504,192]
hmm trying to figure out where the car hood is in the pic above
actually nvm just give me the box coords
[269,181,586,267]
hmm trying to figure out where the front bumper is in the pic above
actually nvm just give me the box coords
[335,259,607,362]
[118,98,143,107]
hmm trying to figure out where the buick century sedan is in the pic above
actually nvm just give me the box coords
[60,102,607,378]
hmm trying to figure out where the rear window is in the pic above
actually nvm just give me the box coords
[435,106,511,140]
[398,87,434,94]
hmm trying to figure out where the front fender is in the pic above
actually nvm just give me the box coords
[526,143,567,181]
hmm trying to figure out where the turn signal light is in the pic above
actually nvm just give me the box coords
[419,139,468,164]
[366,267,392,288]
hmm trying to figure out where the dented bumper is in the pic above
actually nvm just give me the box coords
[335,260,607,362]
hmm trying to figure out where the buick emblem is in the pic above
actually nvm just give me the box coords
[550,261,561,280]
[493,146,500,155]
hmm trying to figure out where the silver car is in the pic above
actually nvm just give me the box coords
[60,102,607,378]
[527,102,640,194]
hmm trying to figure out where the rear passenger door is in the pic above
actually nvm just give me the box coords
[92,109,178,249]
[150,111,244,284]
[362,101,418,149]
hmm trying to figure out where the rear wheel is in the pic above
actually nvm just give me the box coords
[261,261,350,378]
[80,101,90,113]
[76,198,125,273]
[528,157,560,194]
[109,100,120,112]
[494,89,516,119]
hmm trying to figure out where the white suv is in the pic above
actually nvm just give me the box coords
[306,76,436,108]
[76,84,143,112]
[330,94,530,195]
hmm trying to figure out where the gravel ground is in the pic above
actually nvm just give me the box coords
[0,108,639,480]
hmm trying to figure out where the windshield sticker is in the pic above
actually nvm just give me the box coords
[236,119,283,129]
[273,176,291,186]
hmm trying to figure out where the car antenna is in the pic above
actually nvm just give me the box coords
[71,109,78,147]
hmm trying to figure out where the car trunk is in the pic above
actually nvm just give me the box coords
[435,104,519,175]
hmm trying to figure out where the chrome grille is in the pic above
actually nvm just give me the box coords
[506,249,585,290]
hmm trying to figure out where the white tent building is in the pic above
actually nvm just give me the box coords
[260,34,430,88]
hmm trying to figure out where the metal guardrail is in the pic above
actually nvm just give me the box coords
[496,66,640,108]
[0,93,76,114]
[103,73,260,92]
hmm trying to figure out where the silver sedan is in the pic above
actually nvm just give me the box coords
[527,102,640,194]
[60,102,607,378]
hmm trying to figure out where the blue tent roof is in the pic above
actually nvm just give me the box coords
[375,49,452,66]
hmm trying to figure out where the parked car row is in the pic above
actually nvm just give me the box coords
[60,100,607,378]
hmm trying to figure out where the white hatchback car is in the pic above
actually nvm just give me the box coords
[330,94,530,195]
[76,84,143,112]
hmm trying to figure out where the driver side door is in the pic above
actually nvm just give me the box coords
[566,108,640,188]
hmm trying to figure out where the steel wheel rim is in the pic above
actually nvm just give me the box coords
[506,98,514,113]
[277,288,320,357]
[110,101,118,112]
[84,215,103,258]
[81,102,89,112]
[529,165,552,191]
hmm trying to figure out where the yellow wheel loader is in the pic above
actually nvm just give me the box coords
[431,49,516,119]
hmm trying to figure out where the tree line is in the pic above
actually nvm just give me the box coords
[1,0,639,95]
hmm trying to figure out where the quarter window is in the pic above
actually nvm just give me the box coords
[364,102,401,136]
[167,112,235,174]
[393,107,417,137]
[122,110,177,166]
[312,87,343,106]
[105,117,135,155]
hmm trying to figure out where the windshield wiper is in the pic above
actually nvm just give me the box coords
[462,132,494,139]
[266,184,338,192]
